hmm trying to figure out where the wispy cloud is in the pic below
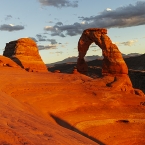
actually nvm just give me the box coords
[36,34,47,41]
[36,34,58,44]
[47,39,57,44]
[121,40,138,46]
[5,15,12,21]
[0,24,24,31]
[39,0,78,8]
[38,44,57,50]
[114,40,138,46]
[44,1,145,37]
[55,51,63,54]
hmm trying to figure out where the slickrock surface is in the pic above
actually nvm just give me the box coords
[0,67,98,145]
[0,66,145,145]
[3,38,48,72]
[0,55,21,68]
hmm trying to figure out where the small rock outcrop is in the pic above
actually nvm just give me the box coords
[54,70,60,73]
[0,55,21,68]
[77,28,143,95]
[3,38,48,72]
[72,68,79,74]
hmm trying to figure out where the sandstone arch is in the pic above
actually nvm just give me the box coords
[77,28,128,76]
[76,28,140,93]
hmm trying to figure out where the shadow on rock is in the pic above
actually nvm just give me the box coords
[11,57,24,69]
[50,114,105,145]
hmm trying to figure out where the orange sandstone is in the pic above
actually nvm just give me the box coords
[77,28,128,75]
[76,28,139,94]
[0,55,21,68]
[3,38,48,72]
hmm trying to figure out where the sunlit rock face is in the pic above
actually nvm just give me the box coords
[0,55,21,68]
[77,28,143,95]
[3,38,48,72]
[77,28,128,75]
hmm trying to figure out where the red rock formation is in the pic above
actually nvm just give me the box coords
[77,28,142,94]
[3,38,48,72]
[77,28,128,75]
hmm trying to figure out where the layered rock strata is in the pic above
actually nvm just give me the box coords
[3,38,48,72]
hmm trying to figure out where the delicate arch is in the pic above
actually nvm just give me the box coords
[77,28,128,76]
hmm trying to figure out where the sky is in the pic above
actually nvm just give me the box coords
[0,0,145,63]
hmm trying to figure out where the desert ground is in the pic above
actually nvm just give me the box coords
[0,61,145,144]
[0,66,99,145]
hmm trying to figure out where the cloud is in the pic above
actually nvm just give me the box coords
[47,39,57,44]
[5,15,12,20]
[56,22,63,26]
[39,0,78,8]
[55,51,63,54]
[38,44,57,50]
[0,24,24,31]
[44,22,84,37]
[81,1,145,27]
[36,34,47,41]
[44,1,145,37]
[36,34,58,44]
[114,40,138,46]
[38,45,45,50]
[106,8,112,11]
[121,40,138,46]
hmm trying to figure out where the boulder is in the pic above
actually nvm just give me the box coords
[3,38,48,72]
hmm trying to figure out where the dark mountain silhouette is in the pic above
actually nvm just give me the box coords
[48,53,145,93]
[47,55,103,67]
[125,53,145,70]
[47,53,141,67]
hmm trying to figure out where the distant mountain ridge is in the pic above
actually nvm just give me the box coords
[46,55,103,66]
[47,53,142,66]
